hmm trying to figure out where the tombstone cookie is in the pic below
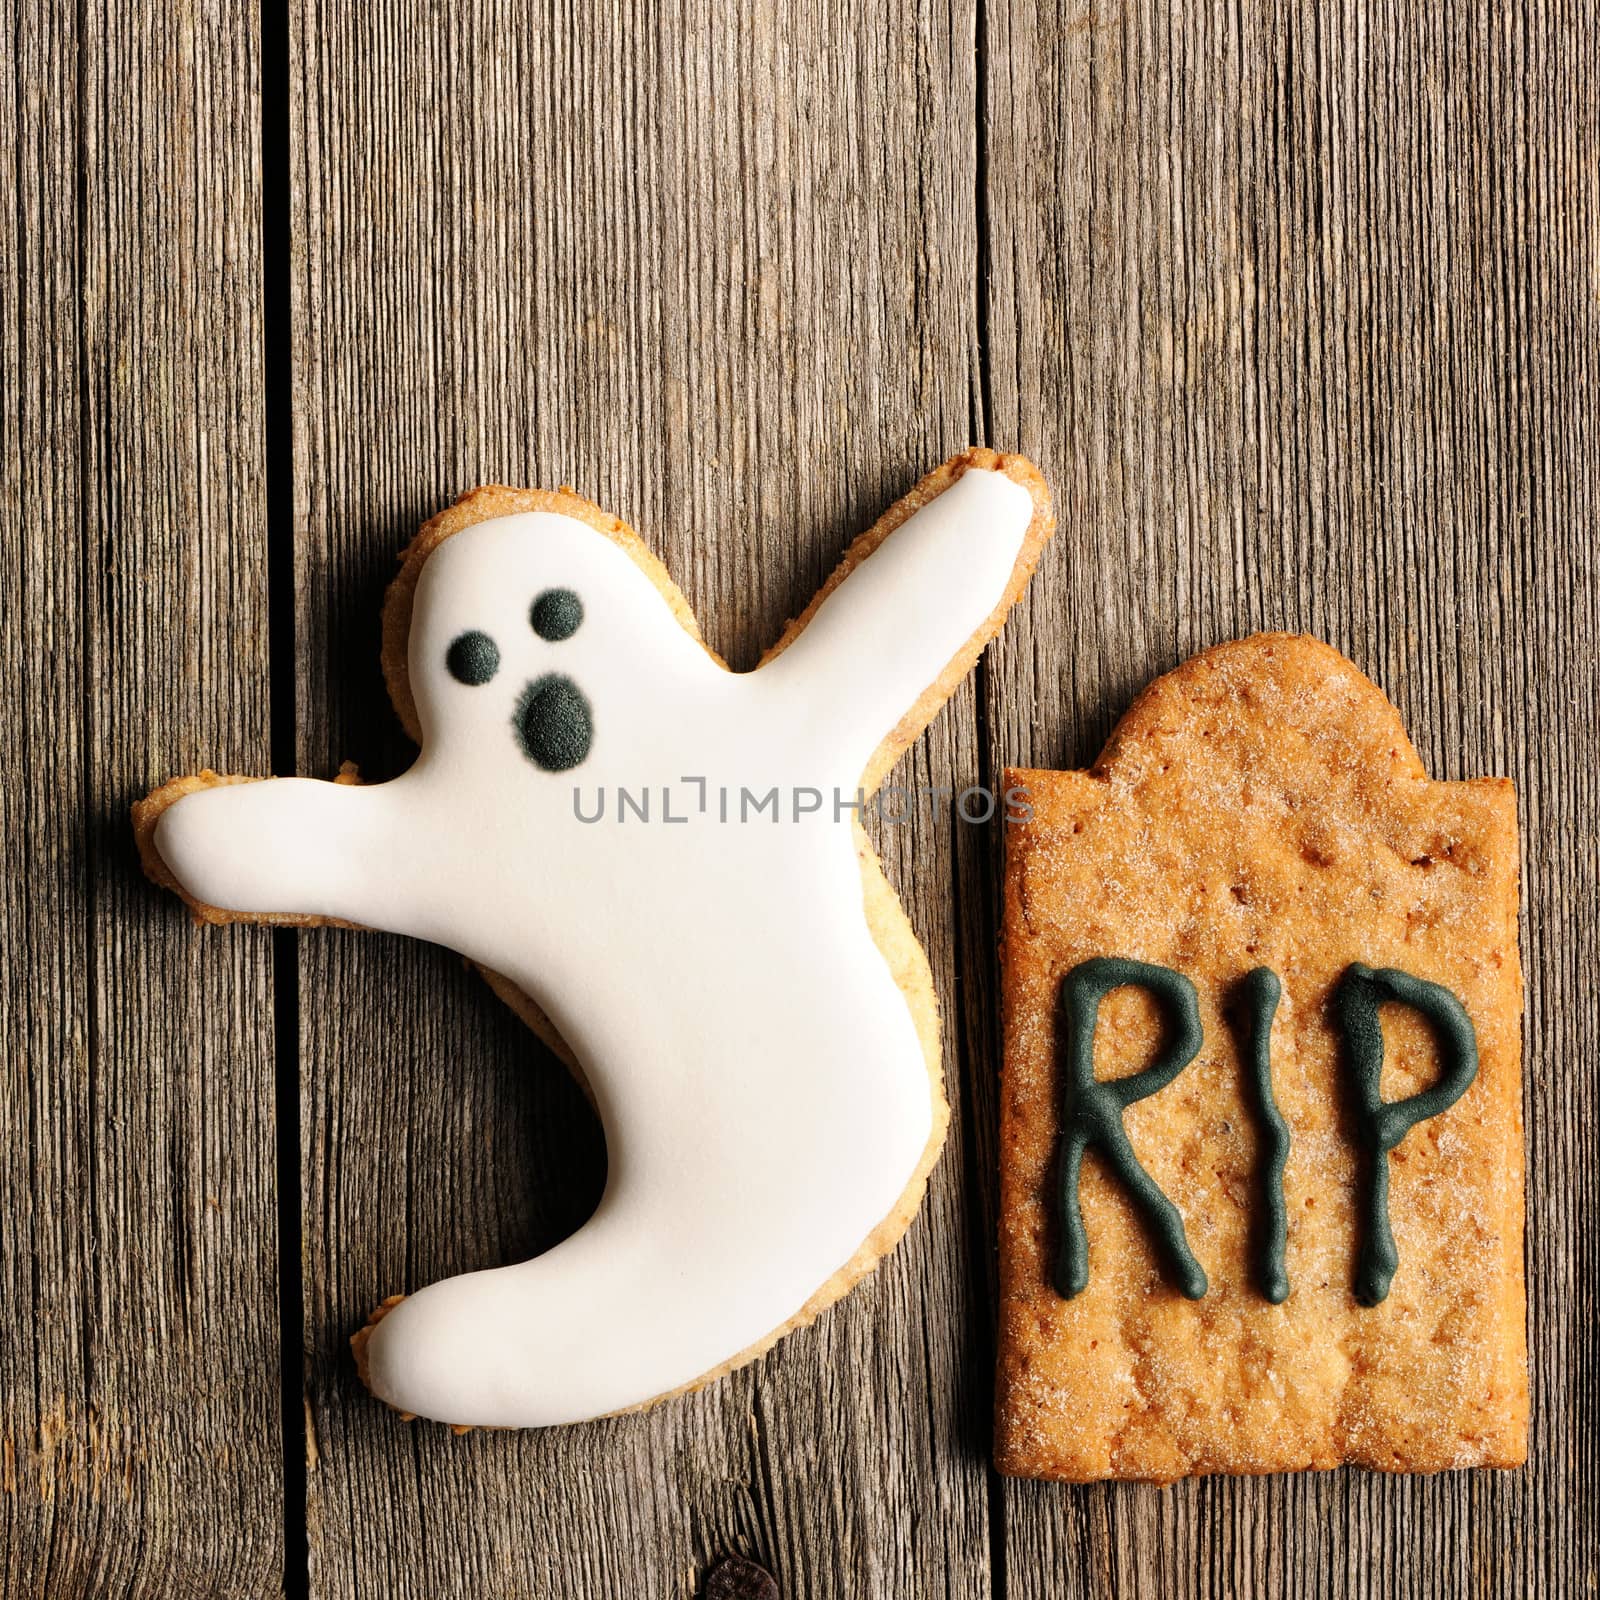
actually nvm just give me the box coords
[134,449,1053,1428]
[995,634,1526,1481]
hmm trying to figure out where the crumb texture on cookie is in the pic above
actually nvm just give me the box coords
[995,633,1526,1483]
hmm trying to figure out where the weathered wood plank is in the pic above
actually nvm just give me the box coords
[7,0,1592,1590]
[0,3,283,1596]
[289,1,992,1594]
[979,0,1598,1595]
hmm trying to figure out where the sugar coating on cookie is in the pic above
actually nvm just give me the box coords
[136,451,1053,1428]
[995,634,1526,1482]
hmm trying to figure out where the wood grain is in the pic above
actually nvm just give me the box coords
[288,2,991,1595]
[0,2,284,1596]
[5,0,1597,1594]
[979,0,1598,1595]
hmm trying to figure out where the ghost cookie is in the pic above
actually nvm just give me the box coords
[134,449,1054,1428]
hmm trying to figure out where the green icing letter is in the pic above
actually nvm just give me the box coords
[1333,963,1480,1306]
[1055,957,1208,1302]
[1236,968,1291,1304]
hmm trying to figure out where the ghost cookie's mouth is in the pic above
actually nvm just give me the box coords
[515,673,593,771]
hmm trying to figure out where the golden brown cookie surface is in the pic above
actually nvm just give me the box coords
[996,633,1526,1482]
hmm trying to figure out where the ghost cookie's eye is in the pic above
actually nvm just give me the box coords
[515,673,593,771]
[446,630,500,686]
[530,588,584,642]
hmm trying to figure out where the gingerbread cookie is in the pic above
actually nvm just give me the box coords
[995,634,1526,1482]
[134,449,1053,1428]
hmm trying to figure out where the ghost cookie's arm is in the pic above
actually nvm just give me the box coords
[759,455,1050,787]
[136,773,408,929]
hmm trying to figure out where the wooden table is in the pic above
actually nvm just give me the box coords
[4,3,1596,1596]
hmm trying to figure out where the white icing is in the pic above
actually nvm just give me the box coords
[154,465,1036,1426]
